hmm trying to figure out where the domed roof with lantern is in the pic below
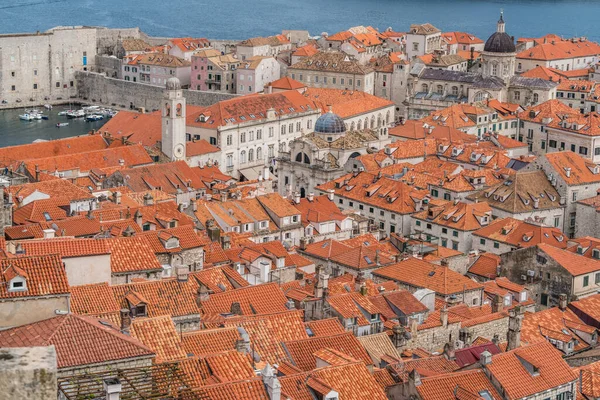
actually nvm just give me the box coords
[484,12,516,53]
[315,107,346,135]
[166,77,182,90]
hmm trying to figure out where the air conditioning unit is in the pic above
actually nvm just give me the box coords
[527,269,535,277]
[454,340,465,349]
[521,274,527,281]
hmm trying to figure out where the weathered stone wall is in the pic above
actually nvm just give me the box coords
[76,71,237,112]
[465,316,509,344]
[402,322,461,352]
[0,346,57,400]
[95,55,123,79]
[58,356,154,379]
[96,27,145,56]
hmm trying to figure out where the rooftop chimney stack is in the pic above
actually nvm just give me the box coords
[262,364,282,400]
[120,309,131,335]
[440,306,448,328]
[293,191,301,204]
[103,378,122,400]
[307,192,314,202]
[327,189,335,201]
[480,350,492,366]
[492,294,504,313]
[507,306,524,351]
[559,293,568,311]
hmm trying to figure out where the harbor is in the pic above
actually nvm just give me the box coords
[0,105,110,147]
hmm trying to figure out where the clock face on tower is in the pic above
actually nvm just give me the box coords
[174,144,185,159]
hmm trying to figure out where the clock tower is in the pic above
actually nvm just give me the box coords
[162,77,186,161]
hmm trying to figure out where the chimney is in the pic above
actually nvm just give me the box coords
[113,191,122,205]
[143,192,154,206]
[492,294,504,313]
[392,324,407,349]
[286,298,296,309]
[206,220,221,242]
[443,341,456,360]
[230,302,242,315]
[196,283,211,307]
[175,265,189,282]
[235,326,251,354]
[42,229,55,239]
[559,293,568,311]
[307,192,314,202]
[35,164,40,182]
[440,306,448,328]
[134,209,143,226]
[480,350,492,366]
[359,283,368,296]
[355,271,366,292]
[220,234,231,250]
[191,199,198,212]
[327,189,335,201]
[262,364,282,400]
[565,167,571,178]
[119,309,131,335]
[293,191,301,204]
[314,265,329,298]
[103,378,122,400]
[299,237,307,250]
[375,249,381,265]
[507,306,524,351]
[408,369,421,387]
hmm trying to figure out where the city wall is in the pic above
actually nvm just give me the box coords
[75,71,237,111]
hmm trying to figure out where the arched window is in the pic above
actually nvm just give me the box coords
[533,93,539,104]
[421,83,429,93]
[349,152,361,159]
[377,114,382,127]
[436,85,443,94]
[257,147,263,160]
[279,142,286,152]
[474,91,488,102]
[386,111,390,124]
[240,150,247,163]
[370,116,375,129]
[503,63,509,75]
[248,148,254,162]
[491,63,498,76]
[307,119,312,130]
[451,86,459,96]
[357,119,363,130]
[350,121,356,131]
[295,152,310,164]
[364,117,369,129]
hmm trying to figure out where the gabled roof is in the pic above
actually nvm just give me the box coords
[389,120,475,142]
[0,314,153,368]
[516,38,600,61]
[282,332,373,371]
[301,87,393,119]
[9,178,94,206]
[269,76,306,90]
[110,161,207,195]
[9,237,110,258]
[0,255,69,299]
[372,258,483,296]
[538,243,600,276]
[200,282,289,317]
[181,326,240,356]
[467,170,562,214]
[486,341,577,399]
[468,253,501,279]
[289,51,374,74]
[472,217,567,249]
[417,369,502,400]
[130,316,187,363]
[544,151,600,185]
[413,201,492,231]
[105,236,163,274]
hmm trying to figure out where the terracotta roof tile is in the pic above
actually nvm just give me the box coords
[0,255,69,299]
[70,282,121,317]
[181,327,240,356]
[282,332,373,371]
[200,282,289,317]
[473,217,567,249]
[0,314,153,368]
[373,258,482,296]
[305,318,346,337]
[130,316,187,363]
[486,341,577,399]
[302,87,393,119]
[417,369,501,400]
[517,39,600,61]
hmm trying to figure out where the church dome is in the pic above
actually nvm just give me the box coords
[166,77,181,90]
[315,109,346,135]
[484,13,516,53]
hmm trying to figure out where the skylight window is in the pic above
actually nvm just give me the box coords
[364,256,373,264]
[43,212,52,221]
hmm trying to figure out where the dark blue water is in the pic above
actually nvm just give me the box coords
[0,0,599,42]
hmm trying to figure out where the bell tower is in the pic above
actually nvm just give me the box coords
[162,77,186,161]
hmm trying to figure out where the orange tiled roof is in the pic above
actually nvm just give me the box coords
[10,237,110,258]
[269,76,307,90]
[112,278,200,319]
[181,326,240,356]
[282,332,373,371]
[9,178,94,206]
[70,282,121,317]
[468,253,501,279]
[417,369,501,400]
[0,314,154,368]
[373,258,482,296]
[100,111,162,147]
[539,243,600,276]
[520,65,569,81]
[130,316,187,363]
[200,282,289,317]
[139,225,204,254]
[517,38,600,61]
[169,37,210,52]
[0,254,69,299]
[389,120,476,142]
[305,318,346,337]
[105,236,163,274]
[280,361,387,400]
[544,151,600,185]
[486,341,577,399]
[0,134,111,167]
[301,87,393,119]
[472,217,567,249]
[413,201,492,232]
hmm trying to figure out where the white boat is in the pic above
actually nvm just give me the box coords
[86,114,104,122]
[67,110,85,119]
[19,114,33,121]
[57,111,68,116]
[44,104,52,110]
[56,122,69,127]
[31,113,43,120]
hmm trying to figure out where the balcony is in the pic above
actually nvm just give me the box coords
[205,77,222,84]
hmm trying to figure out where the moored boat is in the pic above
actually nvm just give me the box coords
[56,122,69,127]
[19,114,33,121]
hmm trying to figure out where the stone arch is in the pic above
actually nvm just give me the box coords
[349,151,361,159]
[257,147,263,160]
[295,152,310,164]
[357,119,363,130]
[370,116,375,129]
[350,121,356,131]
